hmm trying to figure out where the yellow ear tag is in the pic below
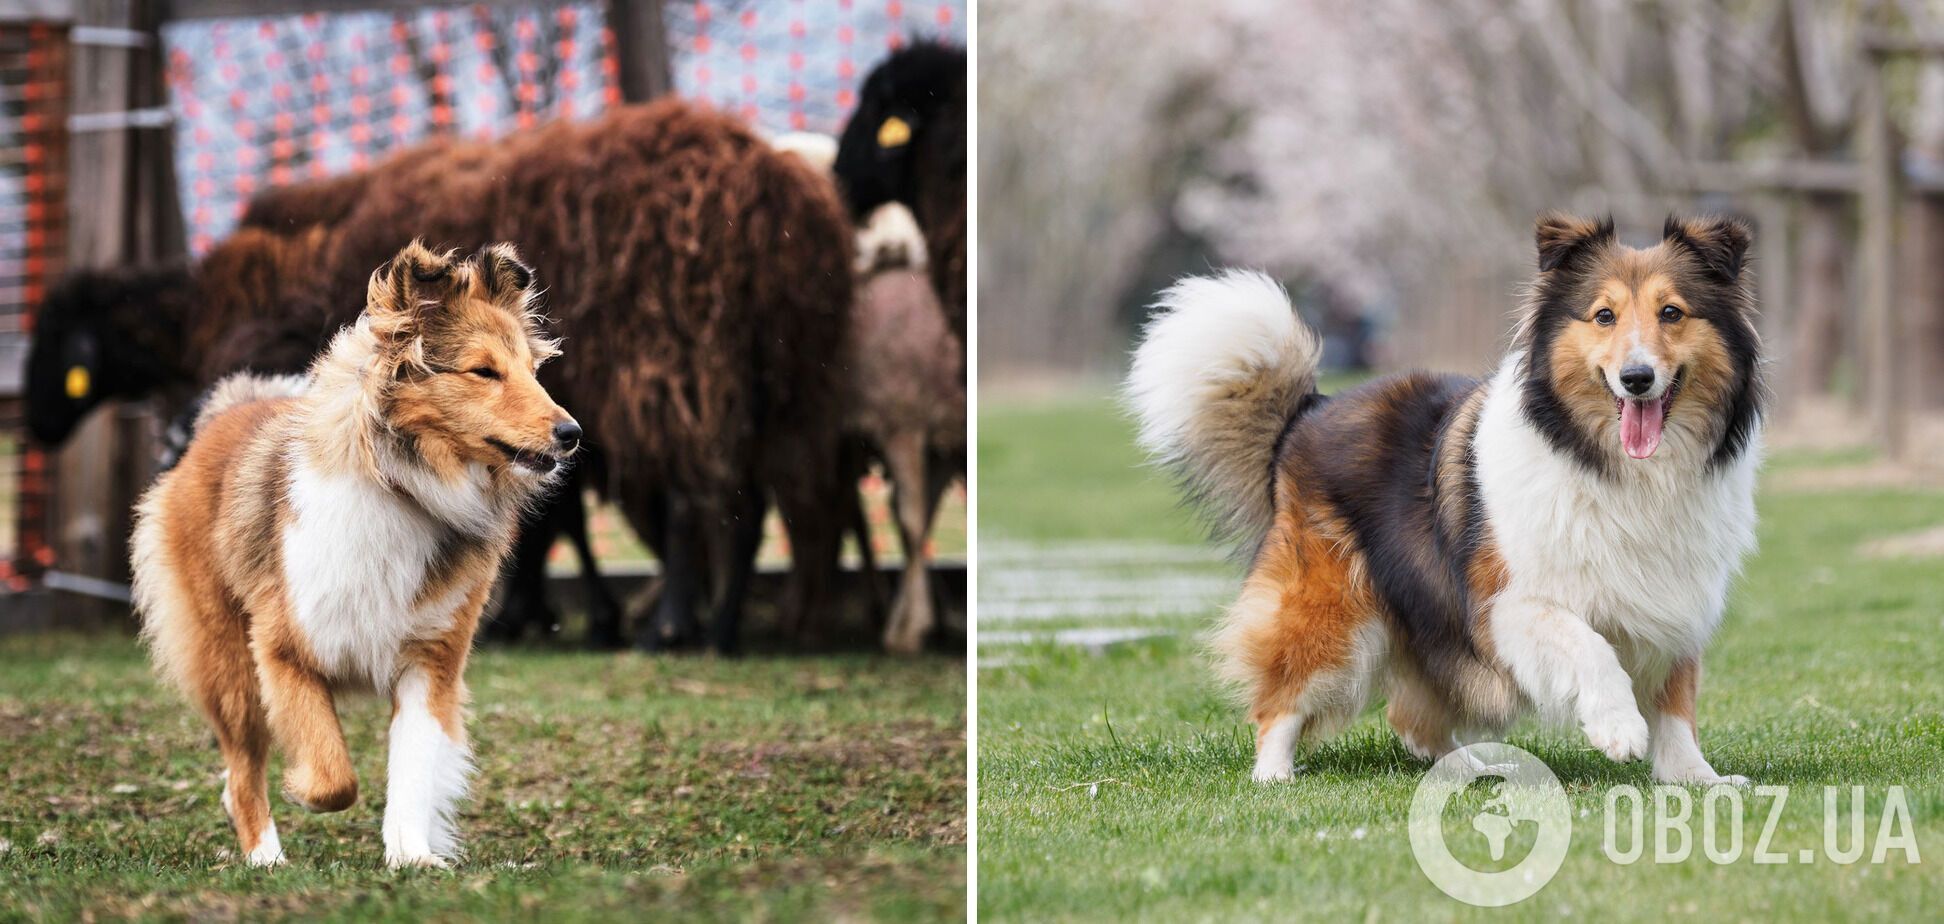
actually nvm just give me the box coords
[65,366,90,400]
[877,116,912,148]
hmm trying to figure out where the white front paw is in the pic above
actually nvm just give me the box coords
[1252,764,1294,783]
[1581,703,1650,762]
[1655,769,1751,787]
[385,850,451,870]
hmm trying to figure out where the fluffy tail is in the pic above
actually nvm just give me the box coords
[1124,270,1321,554]
[157,372,310,470]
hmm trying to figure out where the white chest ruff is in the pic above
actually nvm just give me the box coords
[281,459,482,688]
[1472,360,1759,657]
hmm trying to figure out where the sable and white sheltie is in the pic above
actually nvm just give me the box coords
[131,241,579,867]
[1127,214,1764,785]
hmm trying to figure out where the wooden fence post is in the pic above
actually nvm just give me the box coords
[606,0,672,103]
[1752,194,1796,418]
[1858,48,1909,460]
[56,0,175,623]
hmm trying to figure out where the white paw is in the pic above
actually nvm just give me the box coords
[245,821,285,868]
[385,851,452,870]
[1655,770,1750,787]
[1581,704,1651,762]
[1251,762,1294,783]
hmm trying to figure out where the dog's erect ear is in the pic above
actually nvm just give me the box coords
[1534,212,1615,273]
[477,243,536,299]
[365,239,455,345]
[1663,214,1751,284]
[389,239,452,291]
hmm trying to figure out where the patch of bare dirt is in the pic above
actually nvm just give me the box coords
[1772,461,1944,492]
[1767,399,1944,492]
[1859,525,1944,559]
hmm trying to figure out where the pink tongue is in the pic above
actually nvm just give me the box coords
[1621,396,1665,459]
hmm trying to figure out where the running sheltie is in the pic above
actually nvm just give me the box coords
[131,241,579,867]
[1127,214,1762,785]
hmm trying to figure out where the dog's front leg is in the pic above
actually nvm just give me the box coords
[384,630,477,869]
[1649,657,1747,785]
[1488,595,1649,762]
[255,638,360,814]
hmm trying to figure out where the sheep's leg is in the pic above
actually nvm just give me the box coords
[708,483,766,656]
[882,432,934,655]
[849,467,885,629]
[638,493,701,651]
[840,440,886,629]
[924,448,959,625]
[772,434,845,647]
[556,484,623,651]
[483,508,557,644]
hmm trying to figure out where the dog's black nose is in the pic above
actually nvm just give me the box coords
[1619,365,1655,396]
[552,420,582,450]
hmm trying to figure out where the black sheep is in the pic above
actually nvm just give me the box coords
[833,40,967,338]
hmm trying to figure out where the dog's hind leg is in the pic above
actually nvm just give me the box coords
[1214,523,1382,782]
[214,706,279,867]
[188,605,282,866]
[1385,658,1462,763]
[134,500,283,864]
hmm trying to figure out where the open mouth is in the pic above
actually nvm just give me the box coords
[485,437,560,474]
[1612,370,1681,461]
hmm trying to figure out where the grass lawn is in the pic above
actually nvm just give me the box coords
[977,389,1944,922]
[0,637,965,921]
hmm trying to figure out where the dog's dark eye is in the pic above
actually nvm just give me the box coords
[1593,308,1615,326]
[1660,305,1684,323]
[469,367,501,380]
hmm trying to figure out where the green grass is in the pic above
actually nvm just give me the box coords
[978,390,1944,921]
[0,637,964,921]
